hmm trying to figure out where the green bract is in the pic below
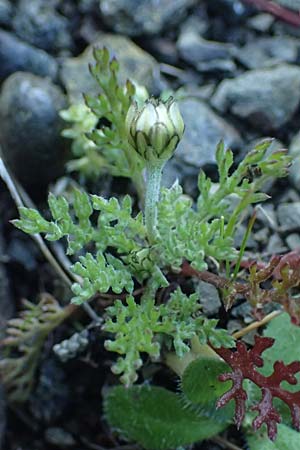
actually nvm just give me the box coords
[125,97,185,163]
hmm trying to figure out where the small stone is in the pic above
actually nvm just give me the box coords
[175,97,242,169]
[266,233,287,254]
[0,72,69,189]
[255,204,278,231]
[277,202,300,232]
[0,30,58,81]
[60,33,164,103]
[211,65,300,132]
[234,37,298,70]
[197,59,236,75]
[45,427,76,448]
[29,359,70,423]
[286,233,300,250]
[99,0,197,36]
[13,0,72,53]
[177,28,235,69]
[289,131,300,189]
[247,13,274,32]
[196,280,221,316]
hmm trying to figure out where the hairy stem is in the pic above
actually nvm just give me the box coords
[144,161,164,244]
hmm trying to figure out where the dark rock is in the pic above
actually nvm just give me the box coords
[0,72,69,189]
[174,97,242,169]
[207,0,253,23]
[0,0,13,27]
[0,30,58,81]
[0,231,14,340]
[277,202,300,232]
[45,427,76,448]
[0,384,5,450]
[0,231,12,450]
[234,37,299,70]
[60,33,164,102]
[29,359,70,423]
[99,0,197,36]
[13,0,72,53]
[211,65,300,132]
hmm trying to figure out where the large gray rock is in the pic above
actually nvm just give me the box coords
[174,98,242,169]
[0,30,58,81]
[211,65,300,132]
[0,73,68,188]
[99,0,197,36]
[12,0,72,53]
[60,33,163,102]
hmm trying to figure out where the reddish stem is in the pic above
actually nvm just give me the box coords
[242,0,300,27]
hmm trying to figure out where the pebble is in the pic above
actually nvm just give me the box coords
[247,13,274,32]
[0,30,58,81]
[178,30,234,64]
[277,202,300,232]
[289,131,300,190]
[45,427,76,448]
[234,37,299,70]
[12,0,72,53]
[195,280,221,316]
[0,72,68,189]
[29,359,70,423]
[286,233,300,250]
[211,65,300,132]
[99,0,197,36]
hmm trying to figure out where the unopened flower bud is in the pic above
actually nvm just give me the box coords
[125,97,184,164]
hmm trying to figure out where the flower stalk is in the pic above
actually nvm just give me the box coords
[125,96,185,244]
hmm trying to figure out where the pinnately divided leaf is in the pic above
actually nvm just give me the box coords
[213,336,300,441]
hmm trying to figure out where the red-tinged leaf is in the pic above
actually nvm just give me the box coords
[211,336,300,441]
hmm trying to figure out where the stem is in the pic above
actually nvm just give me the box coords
[144,161,164,244]
[232,310,282,339]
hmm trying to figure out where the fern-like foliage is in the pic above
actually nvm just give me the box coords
[103,288,234,385]
[0,295,70,402]
[12,139,291,383]
[60,47,146,197]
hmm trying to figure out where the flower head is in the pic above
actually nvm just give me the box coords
[125,97,184,164]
